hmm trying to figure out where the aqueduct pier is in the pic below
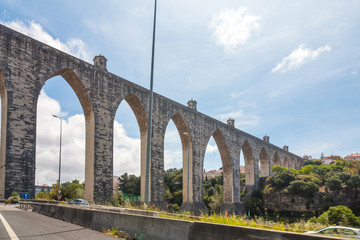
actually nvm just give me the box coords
[0,24,303,212]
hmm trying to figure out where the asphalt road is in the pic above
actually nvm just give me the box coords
[0,203,117,240]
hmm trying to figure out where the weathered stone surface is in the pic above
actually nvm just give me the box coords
[0,24,303,213]
[264,190,360,215]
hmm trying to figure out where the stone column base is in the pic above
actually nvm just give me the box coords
[148,201,168,211]
[180,201,208,216]
[221,202,245,215]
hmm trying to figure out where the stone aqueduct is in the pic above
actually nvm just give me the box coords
[0,24,303,211]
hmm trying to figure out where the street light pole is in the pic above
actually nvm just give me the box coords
[145,0,157,207]
[183,132,190,212]
[53,115,63,196]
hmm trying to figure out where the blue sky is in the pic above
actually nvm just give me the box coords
[1,0,359,185]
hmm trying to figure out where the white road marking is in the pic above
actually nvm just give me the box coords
[0,213,19,240]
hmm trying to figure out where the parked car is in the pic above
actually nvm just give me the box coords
[66,199,89,205]
[5,196,21,204]
[305,226,360,238]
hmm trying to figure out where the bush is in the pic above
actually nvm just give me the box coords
[310,205,360,227]
[36,191,50,200]
[339,172,352,183]
[346,174,360,189]
[326,174,342,191]
[11,191,20,197]
[168,203,180,213]
[269,169,297,189]
[271,166,288,174]
[287,180,319,198]
[245,197,263,216]
[295,174,322,185]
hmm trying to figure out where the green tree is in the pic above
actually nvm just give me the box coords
[326,174,342,191]
[268,168,297,189]
[287,180,319,198]
[203,173,224,213]
[346,174,360,190]
[119,173,140,196]
[61,179,85,200]
[310,205,360,227]
[164,168,183,207]
[36,190,50,200]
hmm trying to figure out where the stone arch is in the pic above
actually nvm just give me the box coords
[272,152,281,175]
[291,158,296,169]
[242,140,254,187]
[0,72,7,199]
[211,129,233,203]
[260,147,269,177]
[167,112,193,206]
[283,157,289,168]
[116,94,148,201]
[40,68,95,201]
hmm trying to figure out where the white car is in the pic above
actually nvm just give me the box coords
[305,226,360,238]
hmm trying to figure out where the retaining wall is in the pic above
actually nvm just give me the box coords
[19,202,345,240]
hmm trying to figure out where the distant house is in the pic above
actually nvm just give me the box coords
[344,153,360,161]
[203,169,223,180]
[320,155,341,165]
[203,166,245,180]
[35,184,52,195]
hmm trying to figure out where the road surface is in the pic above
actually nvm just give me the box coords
[0,203,117,239]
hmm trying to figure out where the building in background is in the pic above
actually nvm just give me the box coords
[35,184,52,195]
[344,153,360,161]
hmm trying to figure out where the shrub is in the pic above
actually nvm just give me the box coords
[325,174,342,191]
[271,166,288,174]
[269,169,297,189]
[339,172,352,183]
[11,191,19,197]
[245,197,263,216]
[36,191,50,200]
[295,174,321,185]
[346,174,360,189]
[287,180,319,198]
[310,205,360,227]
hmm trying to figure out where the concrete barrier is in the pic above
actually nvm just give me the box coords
[19,203,346,240]
[90,210,191,240]
[190,221,343,240]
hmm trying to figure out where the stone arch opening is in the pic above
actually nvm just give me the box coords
[0,72,7,199]
[291,158,296,169]
[163,112,192,210]
[36,68,95,201]
[242,140,254,188]
[203,128,233,210]
[283,157,289,168]
[113,94,148,202]
[212,129,233,203]
[273,152,280,167]
[260,147,269,178]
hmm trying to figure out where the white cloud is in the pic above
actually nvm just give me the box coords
[206,144,218,154]
[164,149,182,169]
[209,8,260,53]
[35,90,141,185]
[217,109,260,127]
[113,121,141,177]
[1,20,91,62]
[271,44,331,73]
[36,90,85,185]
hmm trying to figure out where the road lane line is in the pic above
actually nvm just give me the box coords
[0,213,19,240]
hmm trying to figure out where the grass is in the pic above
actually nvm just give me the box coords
[197,214,327,233]
[101,202,329,236]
